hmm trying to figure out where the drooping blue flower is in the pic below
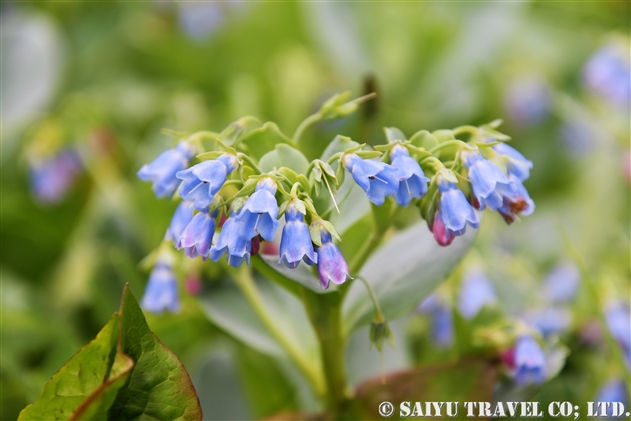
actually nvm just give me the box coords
[595,379,629,419]
[437,174,479,238]
[278,202,317,269]
[138,141,195,198]
[457,269,497,319]
[583,45,631,108]
[605,302,631,367]
[497,175,535,224]
[238,178,280,242]
[504,77,550,126]
[492,142,533,182]
[165,200,195,243]
[30,149,82,204]
[209,208,252,267]
[542,262,580,304]
[418,293,454,348]
[316,228,351,289]
[461,149,517,211]
[176,209,217,259]
[342,153,399,206]
[514,335,546,385]
[141,262,180,313]
[389,144,429,206]
[526,307,572,337]
[176,153,239,211]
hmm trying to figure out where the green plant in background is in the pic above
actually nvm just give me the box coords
[3,2,630,420]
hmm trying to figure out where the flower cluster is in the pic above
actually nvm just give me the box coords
[137,113,534,309]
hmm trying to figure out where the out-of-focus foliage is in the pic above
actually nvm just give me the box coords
[1,1,629,420]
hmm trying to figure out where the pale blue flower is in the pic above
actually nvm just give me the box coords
[238,178,280,242]
[176,153,238,211]
[389,144,429,206]
[492,142,533,182]
[343,153,399,206]
[437,175,479,238]
[209,208,252,267]
[278,203,317,268]
[138,141,195,198]
[141,262,180,313]
[461,149,516,211]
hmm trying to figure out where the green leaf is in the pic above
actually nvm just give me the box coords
[409,130,439,151]
[241,122,294,160]
[342,219,479,334]
[108,285,202,421]
[320,135,360,162]
[18,314,128,421]
[383,127,407,143]
[259,144,310,174]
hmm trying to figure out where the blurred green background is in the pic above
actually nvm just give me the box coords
[1,1,629,420]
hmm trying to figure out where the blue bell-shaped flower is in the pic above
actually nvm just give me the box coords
[141,261,180,313]
[461,149,516,211]
[316,228,351,289]
[437,173,479,238]
[278,202,317,268]
[176,153,238,211]
[138,141,195,198]
[177,208,217,259]
[342,153,399,206]
[389,144,429,206]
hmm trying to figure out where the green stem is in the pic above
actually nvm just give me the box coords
[292,113,322,143]
[237,153,262,174]
[301,291,349,412]
[230,266,326,398]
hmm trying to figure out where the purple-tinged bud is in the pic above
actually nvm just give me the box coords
[316,228,351,289]
[165,200,195,243]
[177,209,217,259]
[430,210,454,247]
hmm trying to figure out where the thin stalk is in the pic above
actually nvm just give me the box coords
[292,113,322,143]
[230,266,326,398]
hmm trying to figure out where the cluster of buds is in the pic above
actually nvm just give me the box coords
[137,96,535,310]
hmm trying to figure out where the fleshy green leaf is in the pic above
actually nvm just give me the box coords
[18,315,132,421]
[241,122,294,160]
[409,130,439,151]
[107,285,202,421]
[259,144,310,174]
[342,219,479,334]
[383,127,407,143]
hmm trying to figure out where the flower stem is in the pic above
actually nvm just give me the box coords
[230,266,326,398]
[292,113,322,144]
[300,290,350,412]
